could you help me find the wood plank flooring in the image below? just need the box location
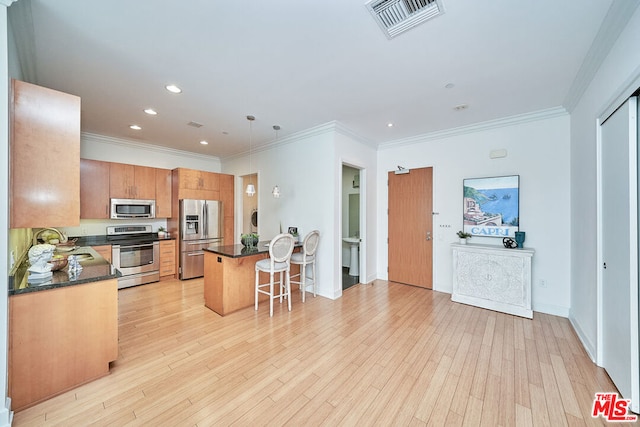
[13,278,622,426]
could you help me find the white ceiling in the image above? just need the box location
[10,0,615,158]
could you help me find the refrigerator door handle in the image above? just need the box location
[204,202,208,239]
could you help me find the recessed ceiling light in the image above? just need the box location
[387,123,394,127]
[200,140,209,145]
[222,131,229,135]
[129,124,142,130]
[165,84,182,94]
[144,108,157,115]
[445,83,455,89]
[453,104,469,111]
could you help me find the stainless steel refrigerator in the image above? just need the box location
[179,199,223,279]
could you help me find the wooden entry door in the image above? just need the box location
[388,167,433,288]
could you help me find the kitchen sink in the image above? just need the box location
[72,253,94,262]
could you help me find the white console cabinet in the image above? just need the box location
[452,243,534,318]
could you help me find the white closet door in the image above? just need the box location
[600,96,639,412]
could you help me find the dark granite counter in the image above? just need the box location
[9,246,120,296]
[204,241,272,258]
[72,234,175,246]
[205,241,301,258]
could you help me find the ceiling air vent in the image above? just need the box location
[366,0,444,39]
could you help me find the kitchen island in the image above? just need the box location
[204,242,299,316]
[8,247,119,411]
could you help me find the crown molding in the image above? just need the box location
[81,132,221,162]
[563,1,640,112]
[0,0,18,7]
[223,120,377,161]
[379,107,568,150]
[222,121,339,161]
[333,122,378,149]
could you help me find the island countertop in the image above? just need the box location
[9,246,119,296]
[204,241,272,258]
[205,240,301,258]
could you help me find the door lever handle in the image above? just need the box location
[426,231,431,241]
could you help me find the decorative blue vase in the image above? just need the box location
[514,231,525,248]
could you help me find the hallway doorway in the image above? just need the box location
[342,164,361,290]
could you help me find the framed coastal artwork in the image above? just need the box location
[463,175,519,238]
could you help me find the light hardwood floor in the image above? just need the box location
[13,278,621,426]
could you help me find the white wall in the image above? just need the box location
[222,122,377,299]
[377,110,571,316]
[335,129,378,286]
[569,7,640,360]
[223,124,337,297]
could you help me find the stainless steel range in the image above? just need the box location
[108,225,160,289]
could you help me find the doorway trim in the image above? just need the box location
[340,160,366,295]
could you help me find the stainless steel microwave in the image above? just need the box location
[110,198,156,219]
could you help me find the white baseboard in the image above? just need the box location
[532,302,570,318]
[568,310,597,362]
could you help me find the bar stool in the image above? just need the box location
[255,233,295,317]
[290,230,320,302]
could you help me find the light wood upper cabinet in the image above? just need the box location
[178,168,220,192]
[155,168,172,218]
[109,163,155,200]
[173,168,220,201]
[10,79,81,228]
[80,159,110,219]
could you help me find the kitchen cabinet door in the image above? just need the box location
[110,163,156,199]
[155,168,172,218]
[80,159,110,219]
[109,162,135,199]
[177,168,219,191]
[10,79,81,228]
[134,166,156,199]
[159,240,176,278]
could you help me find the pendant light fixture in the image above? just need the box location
[246,115,256,197]
[272,125,281,198]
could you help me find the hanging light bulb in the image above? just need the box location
[246,115,256,197]
[272,125,281,198]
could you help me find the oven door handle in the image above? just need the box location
[120,243,157,249]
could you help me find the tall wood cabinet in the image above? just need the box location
[170,168,234,246]
[155,168,172,218]
[10,79,81,228]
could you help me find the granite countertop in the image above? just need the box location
[9,246,120,296]
[72,234,175,246]
[205,241,301,258]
